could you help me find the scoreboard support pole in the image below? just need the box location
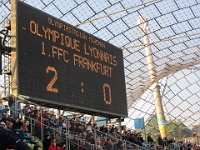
[11,0,18,96]
[40,109,44,141]
[66,117,69,150]
[118,117,122,133]
[0,36,2,75]
[14,97,18,117]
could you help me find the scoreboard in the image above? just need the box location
[15,1,127,117]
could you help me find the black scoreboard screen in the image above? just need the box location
[16,1,127,117]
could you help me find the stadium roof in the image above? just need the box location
[1,0,200,129]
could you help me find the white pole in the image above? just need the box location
[137,16,167,138]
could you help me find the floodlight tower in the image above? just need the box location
[137,16,167,138]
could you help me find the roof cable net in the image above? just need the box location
[1,0,200,131]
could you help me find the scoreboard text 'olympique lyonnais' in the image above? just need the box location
[14,1,127,117]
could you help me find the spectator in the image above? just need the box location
[104,138,113,150]
[48,138,65,150]
[44,117,51,136]
[56,117,63,128]
[0,127,31,150]
[86,131,95,144]
[80,140,90,150]
[43,135,51,150]
[7,121,13,130]
[0,121,7,129]
[147,133,154,147]
[55,128,64,147]
[6,145,16,150]
[86,123,93,132]
[99,124,106,133]
[33,145,42,150]
[157,135,164,148]
[36,113,44,138]
[147,133,154,143]
[2,105,9,117]
[134,133,143,147]
[2,117,12,127]
[187,141,192,150]
[95,135,101,145]
[12,117,21,129]
[69,136,78,150]
[129,133,137,144]
[138,133,144,143]
[193,143,197,150]
[21,121,28,132]
[61,119,66,130]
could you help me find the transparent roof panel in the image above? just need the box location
[0,0,200,132]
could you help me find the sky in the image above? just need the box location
[0,0,200,130]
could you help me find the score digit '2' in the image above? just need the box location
[45,66,112,105]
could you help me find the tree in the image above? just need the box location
[145,114,193,141]
[192,124,200,133]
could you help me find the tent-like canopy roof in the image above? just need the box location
[1,0,200,130]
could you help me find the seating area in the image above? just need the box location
[0,102,199,150]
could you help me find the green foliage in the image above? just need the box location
[145,114,193,141]
[192,124,200,132]
[145,114,159,140]
[166,119,193,139]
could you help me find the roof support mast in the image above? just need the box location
[137,16,167,138]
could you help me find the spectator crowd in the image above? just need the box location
[0,102,199,150]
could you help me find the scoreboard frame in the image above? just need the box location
[11,0,127,118]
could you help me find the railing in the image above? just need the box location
[26,115,147,149]
[8,108,200,150]
[8,105,148,150]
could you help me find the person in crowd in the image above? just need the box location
[0,126,31,150]
[5,145,16,150]
[101,136,107,146]
[12,117,22,129]
[10,117,36,144]
[2,105,9,117]
[81,118,85,124]
[138,133,144,143]
[7,121,14,130]
[69,123,78,133]
[147,133,154,143]
[55,128,64,147]
[56,117,63,128]
[44,116,51,136]
[95,135,101,145]
[27,108,37,135]
[193,143,197,150]
[43,135,51,150]
[157,134,164,148]
[104,138,113,150]
[80,140,90,150]
[61,119,66,130]
[36,112,44,138]
[134,133,143,147]
[147,133,154,147]
[72,114,76,121]
[99,123,106,133]
[86,131,95,144]
[1,117,12,127]
[0,121,7,129]
[69,136,79,150]
[33,145,42,150]
[86,123,93,132]
[129,133,137,144]
[21,121,28,132]
[48,138,65,150]
[187,140,192,150]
